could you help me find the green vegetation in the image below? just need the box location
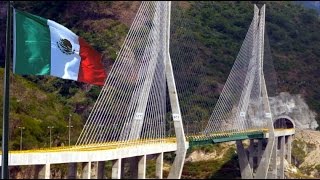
[0,69,83,149]
[300,165,317,177]
[182,145,239,179]
[292,139,307,167]
[286,170,316,179]
[188,144,222,154]
[1,1,319,149]
[170,1,320,129]
[0,1,131,150]
[0,1,320,177]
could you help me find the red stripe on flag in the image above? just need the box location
[78,37,107,86]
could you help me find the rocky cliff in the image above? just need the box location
[287,129,320,178]
[269,92,319,130]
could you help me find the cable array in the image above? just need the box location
[76,1,169,147]
[76,2,278,145]
[204,5,274,136]
[169,2,217,136]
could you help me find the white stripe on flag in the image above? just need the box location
[48,20,81,80]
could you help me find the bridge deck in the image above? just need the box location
[0,128,294,166]
[187,128,295,147]
[8,137,177,154]
[1,142,180,166]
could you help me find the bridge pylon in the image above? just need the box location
[165,1,188,178]
[234,4,287,179]
[198,3,280,179]
[75,1,187,179]
[234,4,277,179]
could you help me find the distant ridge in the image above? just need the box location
[295,1,320,13]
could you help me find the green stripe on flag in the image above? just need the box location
[14,9,51,75]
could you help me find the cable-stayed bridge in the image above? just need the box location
[0,1,295,179]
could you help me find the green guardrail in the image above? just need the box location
[187,131,264,148]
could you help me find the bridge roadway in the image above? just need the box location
[0,128,294,166]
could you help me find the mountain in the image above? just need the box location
[0,1,141,150]
[0,1,320,179]
[0,69,84,150]
[181,129,320,179]
[169,1,320,130]
[0,0,320,147]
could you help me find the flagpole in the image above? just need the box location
[2,1,12,179]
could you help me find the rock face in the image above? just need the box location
[295,129,320,167]
[288,129,320,178]
[269,92,318,130]
[185,150,218,162]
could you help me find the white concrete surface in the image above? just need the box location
[0,143,184,166]
[265,129,295,138]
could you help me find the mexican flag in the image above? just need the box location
[13,9,107,86]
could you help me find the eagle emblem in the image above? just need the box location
[57,38,75,55]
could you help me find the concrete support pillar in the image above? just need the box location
[82,161,91,179]
[68,163,77,179]
[236,140,253,179]
[249,139,254,173]
[279,136,285,179]
[285,136,288,160]
[166,11,188,177]
[112,159,121,179]
[34,164,50,179]
[97,161,105,179]
[267,137,277,179]
[128,155,146,179]
[286,135,292,164]
[138,155,146,179]
[257,139,263,166]
[155,152,163,179]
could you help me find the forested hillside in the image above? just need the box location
[0,1,320,151]
[0,1,141,149]
[170,1,320,131]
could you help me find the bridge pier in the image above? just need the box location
[34,163,50,179]
[112,159,121,179]
[249,139,254,174]
[236,134,293,179]
[128,155,146,179]
[279,136,285,179]
[236,140,253,179]
[257,139,263,166]
[138,155,147,179]
[285,135,292,164]
[267,137,277,179]
[156,152,163,179]
[82,161,91,179]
